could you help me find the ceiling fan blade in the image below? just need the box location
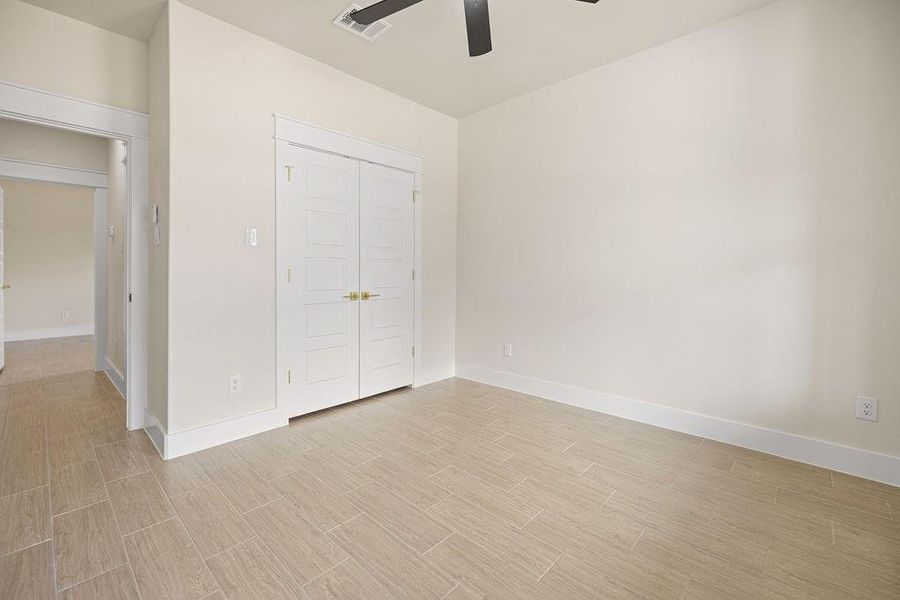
[464,0,492,57]
[350,0,426,26]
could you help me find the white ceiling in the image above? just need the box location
[22,0,776,116]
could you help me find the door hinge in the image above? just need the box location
[412,191,417,204]
[285,165,294,182]
[287,369,292,384]
[412,269,416,281]
[287,268,292,283]
[128,293,133,303]
[411,346,416,358]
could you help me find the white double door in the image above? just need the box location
[277,144,415,417]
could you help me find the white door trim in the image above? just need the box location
[0,157,107,189]
[273,115,430,391]
[273,115,423,174]
[0,79,150,430]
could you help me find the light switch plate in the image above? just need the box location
[245,228,259,247]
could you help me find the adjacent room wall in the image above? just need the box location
[0,0,148,112]
[148,5,171,430]
[457,0,900,457]
[106,139,127,379]
[0,119,108,172]
[167,1,458,433]
[1,177,94,340]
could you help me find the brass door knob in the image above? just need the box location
[361,291,381,300]
[343,292,360,301]
[0,283,10,290]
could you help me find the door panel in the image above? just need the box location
[359,163,415,398]
[277,144,360,417]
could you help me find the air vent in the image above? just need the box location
[333,4,392,41]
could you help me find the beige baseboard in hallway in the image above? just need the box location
[1,366,899,598]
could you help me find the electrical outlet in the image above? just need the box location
[60,310,70,320]
[229,375,242,394]
[856,396,878,422]
[503,342,513,358]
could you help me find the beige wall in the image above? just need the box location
[106,139,127,376]
[0,0,148,112]
[0,119,108,172]
[148,5,171,427]
[458,0,900,457]
[1,178,94,338]
[167,1,457,432]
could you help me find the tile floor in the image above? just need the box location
[1,337,899,598]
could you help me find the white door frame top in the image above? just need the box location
[273,115,426,402]
[0,80,149,430]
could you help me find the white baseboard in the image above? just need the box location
[6,325,94,342]
[161,409,288,460]
[104,357,126,398]
[415,362,456,387]
[456,364,900,488]
[143,409,166,459]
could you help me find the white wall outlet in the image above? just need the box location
[503,342,513,358]
[60,310,70,320]
[856,396,878,422]
[245,228,258,247]
[229,375,242,394]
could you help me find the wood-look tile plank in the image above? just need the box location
[48,434,96,471]
[203,458,281,513]
[776,488,900,541]
[494,433,591,476]
[0,540,55,600]
[832,521,900,573]
[50,460,107,515]
[355,456,450,510]
[364,437,447,476]
[299,558,392,600]
[328,514,455,599]
[244,499,347,586]
[124,518,220,600]
[106,471,175,534]
[52,501,127,590]
[288,447,370,495]
[270,469,361,532]
[509,471,615,516]
[169,483,255,559]
[0,485,51,556]
[423,532,552,600]
[0,425,48,497]
[346,482,452,554]
[427,494,560,577]
[430,466,540,527]
[57,563,140,600]
[93,441,148,483]
[150,455,211,497]
[429,444,524,490]
[206,537,302,599]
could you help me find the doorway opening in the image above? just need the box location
[0,80,150,430]
[0,120,128,400]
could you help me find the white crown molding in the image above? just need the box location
[456,364,900,488]
[0,157,108,188]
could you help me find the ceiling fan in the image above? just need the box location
[350,0,600,57]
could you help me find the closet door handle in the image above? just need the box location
[361,291,380,300]
[343,292,360,301]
